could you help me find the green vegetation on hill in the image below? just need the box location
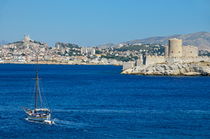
[55,42,80,48]
[115,44,165,55]
[54,42,81,56]
[95,49,102,54]
[124,32,210,50]
[199,50,210,56]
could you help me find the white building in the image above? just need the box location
[23,35,31,42]
[81,47,95,56]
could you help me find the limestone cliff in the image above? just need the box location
[122,62,210,76]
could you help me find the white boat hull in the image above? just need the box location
[25,117,54,125]
[24,108,54,125]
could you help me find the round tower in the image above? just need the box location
[168,38,182,57]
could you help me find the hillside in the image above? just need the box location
[122,32,210,50]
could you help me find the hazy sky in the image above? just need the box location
[0,0,209,46]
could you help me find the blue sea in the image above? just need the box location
[0,64,210,139]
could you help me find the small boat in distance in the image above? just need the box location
[23,60,54,125]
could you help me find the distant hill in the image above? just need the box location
[123,32,210,50]
[96,43,115,48]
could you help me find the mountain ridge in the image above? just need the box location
[120,32,210,50]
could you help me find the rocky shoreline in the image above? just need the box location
[122,62,210,76]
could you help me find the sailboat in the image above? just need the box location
[23,61,54,125]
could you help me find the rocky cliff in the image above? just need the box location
[122,62,210,76]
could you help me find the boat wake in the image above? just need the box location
[53,118,89,129]
[25,117,89,129]
[25,118,54,125]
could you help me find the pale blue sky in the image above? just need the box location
[0,0,209,46]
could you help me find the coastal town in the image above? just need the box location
[0,35,210,76]
[0,35,164,65]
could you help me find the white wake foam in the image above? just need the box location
[53,118,89,129]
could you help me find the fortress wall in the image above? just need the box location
[145,56,166,65]
[136,55,143,66]
[164,45,169,57]
[166,57,198,63]
[166,56,210,63]
[123,61,135,70]
[166,57,183,63]
[183,46,198,57]
[190,56,210,63]
[123,55,209,71]
[136,58,142,66]
[182,56,210,63]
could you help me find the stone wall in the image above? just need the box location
[166,56,210,64]
[164,45,168,57]
[122,56,210,71]
[122,61,135,70]
[145,55,166,65]
[136,58,142,66]
[182,45,198,57]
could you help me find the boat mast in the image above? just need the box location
[35,55,39,109]
[35,71,39,109]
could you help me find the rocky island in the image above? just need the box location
[122,38,210,76]
[122,62,210,76]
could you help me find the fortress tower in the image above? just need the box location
[168,38,182,57]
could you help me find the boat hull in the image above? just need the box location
[25,117,54,125]
[23,108,54,125]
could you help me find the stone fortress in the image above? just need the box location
[122,38,210,75]
[142,38,199,66]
